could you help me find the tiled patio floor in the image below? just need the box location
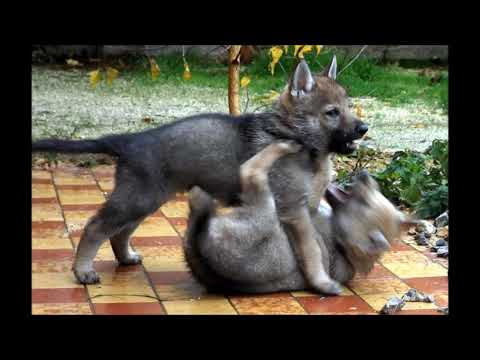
[31,164,448,315]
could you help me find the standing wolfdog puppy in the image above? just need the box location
[32,57,368,294]
[184,141,410,293]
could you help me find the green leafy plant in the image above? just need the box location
[373,139,448,219]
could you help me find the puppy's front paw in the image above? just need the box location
[275,140,303,154]
[311,279,342,296]
[74,268,100,284]
[118,252,143,266]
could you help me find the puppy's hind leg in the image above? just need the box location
[110,219,145,266]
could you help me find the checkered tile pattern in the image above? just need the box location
[31,165,448,315]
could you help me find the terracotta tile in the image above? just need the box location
[168,218,187,237]
[53,172,97,186]
[435,294,449,307]
[132,236,182,247]
[93,302,165,315]
[348,278,411,296]
[32,183,57,198]
[352,263,396,280]
[32,198,59,204]
[160,201,189,218]
[32,202,64,222]
[87,271,158,303]
[149,271,193,285]
[32,272,83,289]
[32,221,65,230]
[175,193,189,201]
[297,295,374,315]
[32,170,52,180]
[32,178,53,184]
[32,288,88,303]
[62,204,102,211]
[94,244,117,261]
[403,276,448,295]
[162,298,237,315]
[32,303,92,315]
[229,295,306,315]
[57,188,106,205]
[291,286,354,297]
[379,251,448,278]
[390,240,415,252]
[56,184,100,190]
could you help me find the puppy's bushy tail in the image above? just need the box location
[183,187,231,291]
[32,137,119,156]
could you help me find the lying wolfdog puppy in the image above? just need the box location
[32,57,367,294]
[184,141,410,293]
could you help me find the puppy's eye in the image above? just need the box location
[325,108,339,117]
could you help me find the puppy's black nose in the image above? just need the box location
[357,123,369,136]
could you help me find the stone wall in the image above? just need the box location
[34,45,448,62]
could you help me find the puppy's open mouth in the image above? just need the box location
[345,139,363,152]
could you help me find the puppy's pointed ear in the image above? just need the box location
[289,59,316,98]
[321,55,337,80]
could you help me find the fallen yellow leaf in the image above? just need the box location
[269,46,284,75]
[149,57,160,80]
[315,45,323,56]
[183,62,192,80]
[297,45,313,58]
[106,67,119,85]
[283,45,289,54]
[354,103,364,118]
[261,90,280,103]
[241,75,251,88]
[413,123,426,128]
[88,69,101,88]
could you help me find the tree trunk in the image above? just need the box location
[228,45,242,116]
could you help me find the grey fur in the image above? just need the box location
[32,57,367,293]
[184,143,406,293]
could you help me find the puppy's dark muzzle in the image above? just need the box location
[356,123,369,137]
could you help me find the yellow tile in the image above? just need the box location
[63,210,97,229]
[133,217,178,237]
[379,251,448,278]
[32,272,83,289]
[53,172,97,185]
[98,179,114,192]
[402,301,438,311]
[229,296,307,315]
[141,245,188,272]
[32,202,64,222]
[32,236,72,250]
[291,286,353,297]
[349,278,411,296]
[87,272,157,303]
[32,303,92,315]
[32,184,56,198]
[155,282,209,301]
[57,189,105,205]
[160,201,189,218]
[162,298,237,315]
[95,245,117,261]
[32,170,52,180]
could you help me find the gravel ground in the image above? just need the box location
[32,66,448,152]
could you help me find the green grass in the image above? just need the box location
[111,48,448,112]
